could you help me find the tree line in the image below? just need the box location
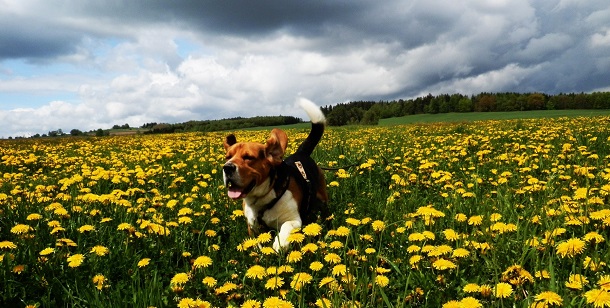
[321,91,610,126]
[8,91,609,139]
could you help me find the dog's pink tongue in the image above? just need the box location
[228,188,243,199]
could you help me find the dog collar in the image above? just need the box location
[256,162,291,230]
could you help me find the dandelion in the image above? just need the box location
[310,261,324,271]
[468,215,483,226]
[117,223,133,231]
[494,282,513,298]
[599,275,610,291]
[137,258,150,268]
[290,272,313,290]
[12,264,25,274]
[584,289,610,308]
[26,213,42,220]
[315,298,331,308]
[371,220,386,232]
[463,283,480,293]
[460,297,482,307]
[432,258,457,271]
[242,299,262,308]
[264,276,284,290]
[324,253,341,264]
[262,296,293,308]
[77,224,95,233]
[90,245,109,256]
[202,276,217,287]
[332,264,347,276]
[286,250,302,263]
[39,248,55,256]
[302,223,322,236]
[171,272,190,285]
[92,274,107,290]
[584,231,605,244]
[11,224,32,234]
[375,275,390,287]
[533,291,563,306]
[334,226,350,237]
[565,274,588,290]
[246,265,267,280]
[452,248,470,258]
[67,254,85,268]
[556,238,586,258]
[443,229,460,241]
[329,241,344,249]
[301,243,318,253]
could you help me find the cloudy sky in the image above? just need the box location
[1,0,610,137]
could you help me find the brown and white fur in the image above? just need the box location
[223,99,328,251]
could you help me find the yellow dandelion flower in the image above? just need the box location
[177,298,196,308]
[256,232,273,244]
[264,276,284,290]
[137,258,150,268]
[329,241,344,249]
[535,270,550,279]
[193,255,213,269]
[290,272,313,291]
[90,245,109,256]
[117,223,133,231]
[365,247,376,254]
[12,264,25,274]
[171,272,190,285]
[246,265,267,280]
[408,232,426,242]
[442,300,460,308]
[345,218,361,226]
[77,224,95,233]
[409,255,423,267]
[584,231,605,244]
[494,282,513,298]
[319,276,337,288]
[407,245,421,253]
[302,223,322,236]
[92,274,107,290]
[533,291,563,306]
[432,258,457,271]
[324,253,341,264]
[584,289,610,308]
[310,261,324,271]
[334,226,350,237]
[598,275,610,291]
[241,299,262,308]
[331,264,347,276]
[287,232,305,244]
[301,243,318,253]
[214,282,237,295]
[202,276,217,287]
[260,246,277,255]
[286,251,302,263]
[66,254,85,268]
[479,285,493,297]
[10,224,32,234]
[375,275,390,287]
[565,274,588,290]
[371,220,386,232]
[39,248,55,256]
[262,296,293,308]
[452,248,470,258]
[556,238,586,258]
[315,298,331,308]
[26,213,43,220]
[443,229,459,241]
[468,215,483,226]
[463,283,480,293]
[455,213,468,222]
[460,297,482,307]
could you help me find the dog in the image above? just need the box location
[223,99,330,251]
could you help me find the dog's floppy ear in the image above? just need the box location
[224,134,237,151]
[265,128,287,165]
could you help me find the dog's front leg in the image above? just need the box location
[273,220,301,251]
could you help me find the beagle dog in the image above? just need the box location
[223,99,330,251]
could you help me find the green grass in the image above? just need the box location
[379,109,610,125]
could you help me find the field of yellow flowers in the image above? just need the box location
[2,115,610,307]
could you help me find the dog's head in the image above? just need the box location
[223,128,288,200]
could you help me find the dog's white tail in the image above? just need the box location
[298,98,326,124]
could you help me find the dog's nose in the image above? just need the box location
[223,163,236,175]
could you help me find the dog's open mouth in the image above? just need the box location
[226,180,256,200]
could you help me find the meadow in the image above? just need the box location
[1,114,610,307]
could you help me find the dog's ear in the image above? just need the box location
[224,134,237,150]
[265,129,287,165]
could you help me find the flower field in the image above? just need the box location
[2,115,610,307]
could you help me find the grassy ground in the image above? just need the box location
[1,113,610,307]
[379,109,610,125]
